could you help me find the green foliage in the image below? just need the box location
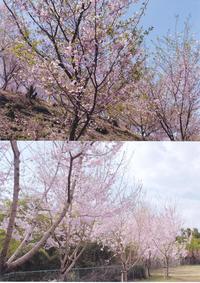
[0,212,5,223]
[77,242,115,268]
[0,228,21,257]
[179,228,200,252]
[0,228,6,249]
[128,265,147,280]
[187,237,200,252]
[11,42,36,65]
[193,228,200,239]
[17,247,60,272]
[107,26,114,37]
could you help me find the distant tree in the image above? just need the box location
[179,228,200,264]
[192,228,200,239]
[97,185,147,282]
[150,206,186,278]
[0,6,21,92]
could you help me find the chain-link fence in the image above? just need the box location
[0,265,122,282]
[71,265,122,281]
[0,269,59,282]
[0,264,148,281]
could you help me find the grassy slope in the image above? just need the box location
[144,265,200,282]
[0,90,141,141]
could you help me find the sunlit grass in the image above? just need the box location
[143,265,200,282]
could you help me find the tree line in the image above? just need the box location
[0,141,189,281]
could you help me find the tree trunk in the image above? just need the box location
[69,113,79,141]
[147,265,151,278]
[58,245,86,282]
[58,271,68,282]
[0,141,20,274]
[146,257,151,278]
[166,264,169,279]
[69,110,91,141]
[6,198,71,271]
[5,153,78,272]
[121,269,128,282]
[164,257,169,279]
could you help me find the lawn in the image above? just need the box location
[144,265,200,282]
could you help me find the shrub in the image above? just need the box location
[128,265,146,280]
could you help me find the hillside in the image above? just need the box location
[0,90,141,140]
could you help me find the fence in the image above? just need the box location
[0,265,122,282]
[0,269,59,282]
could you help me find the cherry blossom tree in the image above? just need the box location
[45,188,100,280]
[115,68,161,140]
[0,142,187,281]
[0,141,123,275]
[96,183,148,282]
[120,21,200,141]
[3,0,149,140]
[149,205,187,278]
[138,206,157,278]
[47,211,95,281]
[97,197,186,282]
[42,142,124,281]
[148,22,200,141]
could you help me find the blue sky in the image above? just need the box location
[1,0,200,41]
[131,0,200,43]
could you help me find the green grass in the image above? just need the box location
[143,265,200,282]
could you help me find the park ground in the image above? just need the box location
[144,265,200,282]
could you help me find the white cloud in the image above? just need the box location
[125,142,200,229]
